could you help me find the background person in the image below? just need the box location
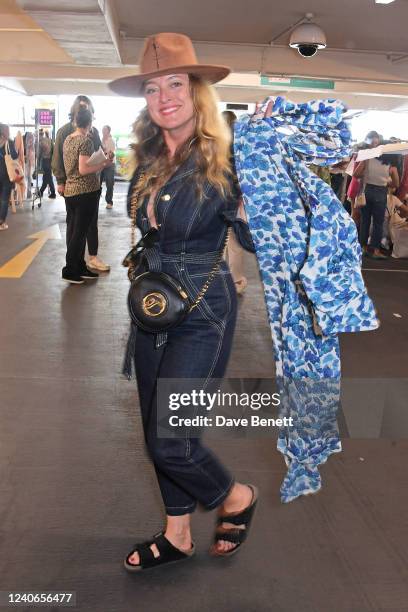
[38,130,56,199]
[62,108,113,284]
[52,95,110,272]
[101,125,116,209]
[386,193,408,258]
[354,132,399,259]
[24,131,35,199]
[0,123,19,231]
[13,130,25,208]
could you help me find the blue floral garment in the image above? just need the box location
[233,97,379,503]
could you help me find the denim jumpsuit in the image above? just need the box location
[126,154,254,516]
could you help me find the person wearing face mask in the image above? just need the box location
[353,131,400,259]
[52,95,110,272]
[109,33,258,572]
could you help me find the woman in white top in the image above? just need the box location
[386,194,408,258]
[354,141,399,259]
[101,125,116,209]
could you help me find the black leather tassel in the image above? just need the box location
[122,323,138,379]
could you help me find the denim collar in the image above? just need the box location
[164,152,198,187]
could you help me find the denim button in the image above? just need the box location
[162,194,171,201]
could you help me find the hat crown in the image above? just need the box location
[141,33,199,75]
[108,32,230,96]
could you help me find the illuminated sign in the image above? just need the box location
[35,108,55,126]
[261,76,335,90]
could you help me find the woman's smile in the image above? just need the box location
[160,105,180,116]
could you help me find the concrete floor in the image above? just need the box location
[0,185,407,612]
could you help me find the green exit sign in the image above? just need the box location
[261,76,335,90]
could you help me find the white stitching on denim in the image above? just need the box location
[188,270,229,278]
[165,502,196,510]
[221,266,232,316]
[165,168,196,186]
[206,477,235,509]
[182,268,225,328]
[186,455,231,500]
[185,198,201,239]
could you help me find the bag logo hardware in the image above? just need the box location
[142,292,167,317]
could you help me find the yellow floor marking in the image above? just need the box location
[0,224,62,279]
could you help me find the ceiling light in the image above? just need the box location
[375,0,396,4]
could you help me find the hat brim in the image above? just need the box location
[108,64,231,97]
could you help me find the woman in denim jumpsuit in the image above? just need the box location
[110,32,258,571]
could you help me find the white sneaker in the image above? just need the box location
[106,203,113,209]
[0,223,9,231]
[88,256,110,272]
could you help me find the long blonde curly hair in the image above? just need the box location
[130,75,233,203]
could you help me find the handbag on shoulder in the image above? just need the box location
[354,187,366,208]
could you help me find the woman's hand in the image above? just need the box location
[79,154,113,175]
[102,157,114,169]
[254,99,274,120]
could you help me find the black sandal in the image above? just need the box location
[124,531,195,572]
[210,484,259,557]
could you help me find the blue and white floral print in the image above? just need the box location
[233,97,379,503]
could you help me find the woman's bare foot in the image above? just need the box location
[214,483,254,555]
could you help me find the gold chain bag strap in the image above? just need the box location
[123,172,231,333]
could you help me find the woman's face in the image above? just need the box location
[144,74,195,133]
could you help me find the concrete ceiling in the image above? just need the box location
[1,0,408,110]
[15,0,121,65]
[115,0,408,53]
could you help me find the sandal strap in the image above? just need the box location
[153,533,188,560]
[127,531,192,570]
[136,543,156,568]
[216,506,254,526]
[214,527,246,545]
[216,489,258,527]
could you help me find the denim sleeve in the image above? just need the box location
[221,206,256,253]
[220,162,256,253]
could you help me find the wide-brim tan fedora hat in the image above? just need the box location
[109,32,231,97]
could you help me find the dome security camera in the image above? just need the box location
[289,23,327,57]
